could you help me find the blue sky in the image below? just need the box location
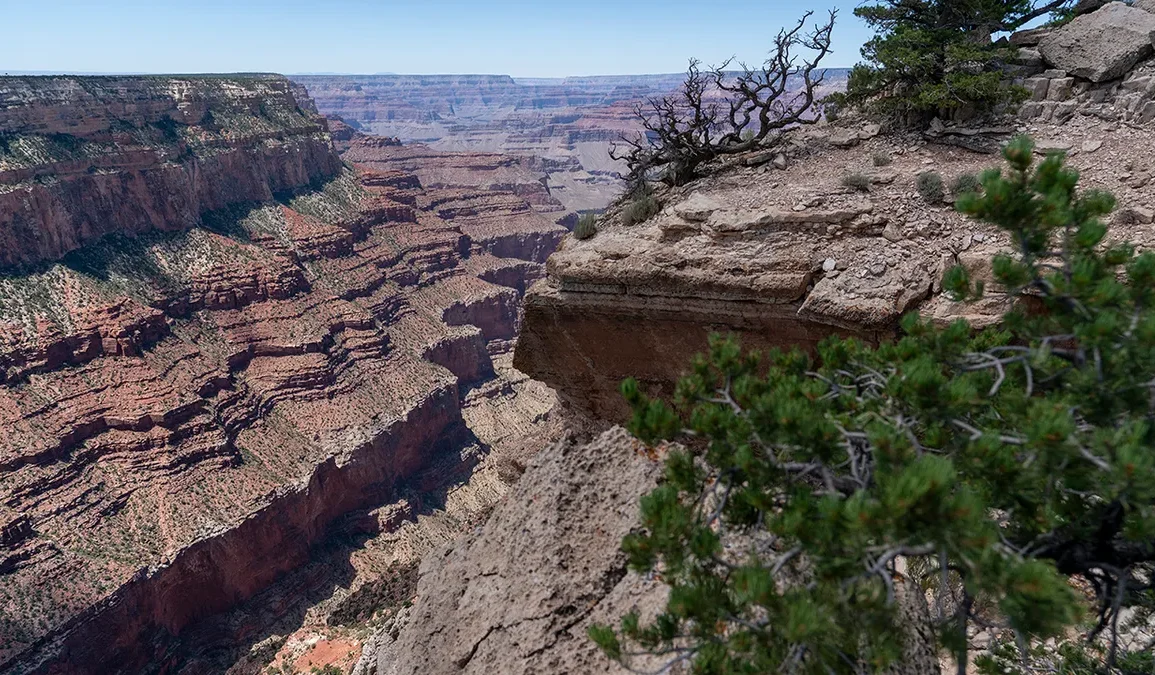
[2,1,875,78]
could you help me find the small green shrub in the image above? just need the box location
[842,172,872,192]
[621,196,660,226]
[951,172,982,196]
[871,151,892,167]
[917,171,945,204]
[573,213,598,240]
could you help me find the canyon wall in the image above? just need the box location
[0,75,343,269]
[0,75,566,674]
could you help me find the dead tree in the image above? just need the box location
[611,10,836,188]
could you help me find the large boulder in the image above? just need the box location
[1038,3,1155,82]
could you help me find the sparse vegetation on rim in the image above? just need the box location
[918,170,946,204]
[610,10,836,188]
[842,172,872,192]
[619,182,661,226]
[951,172,983,197]
[573,213,598,240]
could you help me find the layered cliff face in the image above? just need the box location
[0,75,343,270]
[350,20,1155,672]
[514,114,1155,419]
[0,76,566,674]
[293,72,853,216]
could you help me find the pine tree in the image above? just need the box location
[833,0,1073,125]
[590,137,1155,673]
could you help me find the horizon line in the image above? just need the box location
[1,67,857,80]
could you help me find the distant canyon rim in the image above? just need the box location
[291,71,851,217]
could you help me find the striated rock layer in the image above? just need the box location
[0,76,567,674]
[372,427,668,675]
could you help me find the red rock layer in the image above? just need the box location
[0,148,565,673]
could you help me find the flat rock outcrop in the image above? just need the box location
[0,77,566,675]
[516,112,1155,421]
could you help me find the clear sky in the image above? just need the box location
[1,1,875,78]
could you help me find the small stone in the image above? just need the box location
[829,129,861,148]
[673,193,723,222]
[1123,75,1154,91]
[1024,77,1050,101]
[882,222,903,243]
[1054,101,1079,124]
[1073,0,1108,15]
[868,262,887,276]
[1118,206,1155,224]
[1034,138,1074,154]
[1013,48,1044,69]
[1010,27,1054,47]
[960,234,973,251]
[1047,77,1075,101]
[792,203,807,212]
[743,150,777,167]
[1138,101,1155,125]
[822,258,838,272]
[973,233,987,243]
[1081,139,1103,153]
[860,123,881,139]
[772,153,788,170]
